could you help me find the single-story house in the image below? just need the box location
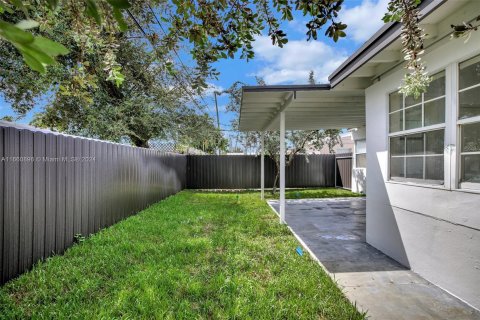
[239,0,480,310]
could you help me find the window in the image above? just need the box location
[459,54,480,188]
[389,71,446,133]
[388,71,446,184]
[390,130,444,183]
[355,139,366,168]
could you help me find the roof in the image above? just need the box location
[239,86,365,131]
[328,0,446,88]
[238,0,468,132]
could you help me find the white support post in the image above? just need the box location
[279,111,286,223]
[261,131,265,200]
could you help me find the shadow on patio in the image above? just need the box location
[269,198,404,273]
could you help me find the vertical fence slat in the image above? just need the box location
[33,133,46,262]
[65,137,75,247]
[81,140,89,236]
[19,130,34,272]
[0,128,3,282]
[56,136,66,253]
[45,134,57,255]
[74,139,82,238]
[3,128,20,280]
[88,141,95,235]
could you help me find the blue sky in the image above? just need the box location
[0,0,389,144]
[204,0,390,144]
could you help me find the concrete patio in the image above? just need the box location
[268,198,480,320]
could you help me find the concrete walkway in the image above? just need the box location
[269,198,480,320]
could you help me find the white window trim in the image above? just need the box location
[385,53,480,192]
[389,129,445,183]
[354,139,366,169]
[456,54,480,191]
[387,71,447,185]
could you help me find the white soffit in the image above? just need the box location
[239,85,365,131]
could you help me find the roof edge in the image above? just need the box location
[328,0,446,87]
[242,84,331,93]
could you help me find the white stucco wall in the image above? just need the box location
[365,4,480,309]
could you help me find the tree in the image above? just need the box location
[244,130,341,193]
[5,0,474,97]
[2,0,476,145]
[0,0,348,92]
[1,3,231,150]
[308,70,316,85]
[171,113,229,154]
[226,77,341,193]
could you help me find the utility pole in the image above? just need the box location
[213,91,221,130]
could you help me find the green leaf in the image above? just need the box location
[112,8,128,31]
[32,36,69,56]
[45,0,60,10]
[22,51,46,73]
[17,43,56,65]
[107,66,125,86]
[106,0,131,9]
[0,3,14,14]
[0,20,34,44]
[10,0,24,10]
[15,19,39,30]
[85,0,102,25]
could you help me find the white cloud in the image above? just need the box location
[287,19,309,35]
[203,83,224,96]
[251,36,348,85]
[340,0,389,43]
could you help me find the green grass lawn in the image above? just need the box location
[264,187,364,200]
[0,191,365,319]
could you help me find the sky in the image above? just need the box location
[0,0,390,146]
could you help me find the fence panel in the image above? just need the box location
[335,153,353,189]
[187,154,335,189]
[0,123,187,284]
[0,128,3,283]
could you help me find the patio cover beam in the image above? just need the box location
[263,92,295,131]
[239,84,365,225]
[239,85,365,132]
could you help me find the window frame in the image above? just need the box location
[387,70,447,186]
[389,128,445,185]
[354,139,366,169]
[457,53,480,190]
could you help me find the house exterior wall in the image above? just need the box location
[351,128,366,193]
[365,5,480,309]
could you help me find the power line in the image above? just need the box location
[146,4,210,107]
[126,8,206,113]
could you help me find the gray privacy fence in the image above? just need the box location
[335,153,353,190]
[0,123,187,284]
[186,154,336,189]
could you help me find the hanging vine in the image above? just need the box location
[451,15,480,42]
[383,0,429,98]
